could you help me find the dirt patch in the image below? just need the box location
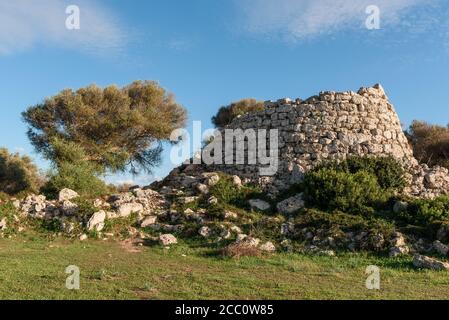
[119,238,144,253]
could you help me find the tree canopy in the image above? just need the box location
[0,148,42,195]
[22,81,187,174]
[211,98,264,128]
[406,120,449,168]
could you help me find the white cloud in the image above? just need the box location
[0,0,127,55]
[236,0,434,41]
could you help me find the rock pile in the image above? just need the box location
[9,187,168,236]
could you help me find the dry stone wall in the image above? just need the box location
[166,84,449,198]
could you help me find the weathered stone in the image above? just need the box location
[260,241,276,252]
[87,210,106,231]
[62,221,75,234]
[433,240,449,256]
[230,225,242,234]
[413,254,449,270]
[208,196,218,205]
[437,226,449,242]
[159,234,178,246]
[12,200,21,209]
[93,199,104,208]
[232,175,242,188]
[179,196,198,204]
[276,193,304,214]
[389,232,409,257]
[58,188,79,202]
[0,218,6,230]
[238,236,260,247]
[391,232,407,247]
[318,250,336,257]
[205,174,220,186]
[248,199,270,211]
[61,200,78,216]
[393,201,408,213]
[220,228,231,239]
[195,183,209,195]
[106,211,118,219]
[199,226,212,238]
[117,203,144,217]
[280,222,294,235]
[223,210,238,220]
[140,216,157,228]
[389,246,410,257]
[236,234,248,242]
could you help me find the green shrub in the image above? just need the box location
[398,196,449,225]
[406,120,449,169]
[294,209,395,236]
[42,161,110,200]
[292,209,395,251]
[317,156,405,191]
[212,99,264,128]
[209,175,262,208]
[0,148,43,195]
[0,203,21,236]
[40,139,110,199]
[303,168,386,213]
[103,213,139,238]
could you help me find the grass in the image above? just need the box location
[1,235,449,299]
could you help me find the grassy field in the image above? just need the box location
[0,235,449,300]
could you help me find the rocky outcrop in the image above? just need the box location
[159,234,177,246]
[8,187,168,238]
[413,254,449,271]
[276,194,305,214]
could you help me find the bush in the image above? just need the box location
[317,156,405,191]
[294,209,395,236]
[303,168,386,213]
[0,203,22,236]
[398,196,449,225]
[40,139,110,199]
[209,174,262,208]
[42,162,110,200]
[0,148,43,195]
[212,99,264,128]
[406,120,449,168]
[293,209,396,250]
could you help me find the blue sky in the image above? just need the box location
[1,0,449,185]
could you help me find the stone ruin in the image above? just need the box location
[164,84,449,198]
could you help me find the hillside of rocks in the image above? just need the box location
[2,84,449,271]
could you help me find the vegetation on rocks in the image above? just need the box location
[212,98,264,128]
[302,157,405,213]
[40,139,111,199]
[2,82,449,300]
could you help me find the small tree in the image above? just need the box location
[0,148,42,195]
[406,120,449,168]
[40,138,110,199]
[22,81,187,175]
[212,98,264,128]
